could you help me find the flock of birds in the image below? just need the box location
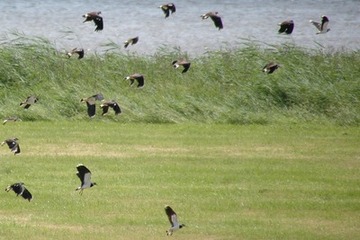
[3,3,332,236]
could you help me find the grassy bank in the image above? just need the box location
[0,122,359,239]
[0,34,359,125]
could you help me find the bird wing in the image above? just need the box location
[321,19,329,31]
[169,4,176,13]
[86,102,96,118]
[171,214,179,228]
[181,63,191,73]
[93,16,103,31]
[310,20,321,31]
[161,6,170,18]
[286,23,294,34]
[101,104,110,115]
[110,102,121,115]
[92,93,104,101]
[210,15,223,29]
[136,76,145,88]
[21,187,32,201]
[76,165,91,186]
[278,24,288,33]
[165,206,177,226]
[83,172,92,188]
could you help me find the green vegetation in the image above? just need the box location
[0,122,359,239]
[0,34,359,125]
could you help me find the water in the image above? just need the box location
[0,0,359,56]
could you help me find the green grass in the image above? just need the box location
[0,33,359,125]
[0,122,359,239]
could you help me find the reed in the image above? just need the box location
[0,34,359,125]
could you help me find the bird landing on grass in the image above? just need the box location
[165,205,185,236]
[75,164,96,195]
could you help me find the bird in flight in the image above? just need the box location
[20,95,38,109]
[125,74,145,88]
[75,164,96,194]
[159,3,176,18]
[165,205,185,236]
[5,182,32,202]
[263,62,280,74]
[83,11,103,31]
[100,100,122,116]
[67,48,84,59]
[1,137,21,155]
[80,93,104,118]
[124,36,139,48]
[201,12,223,30]
[278,20,294,34]
[172,60,191,73]
[310,15,330,34]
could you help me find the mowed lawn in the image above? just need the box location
[0,122,359,240]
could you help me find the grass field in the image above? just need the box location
[0,122,359,239]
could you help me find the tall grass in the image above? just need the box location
[0,33,359,125]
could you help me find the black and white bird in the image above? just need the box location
[125,73,145,88]
[1,138,20,155]
[75,164,96,194]
[263,62,280,74]
[20,95,38,109]
[201,12,223,30]
[310,15,330,34]
[100,100,122,116]
[80,93,104,118]
[5,182,32,202]
[159,3,176,18]
[165,205,185,236]
[172,60,191,73]
[67,48,85,59]
[278,20,294,34]
[3,116,21,125]
[83,11,103,31]
[124,36,139,48]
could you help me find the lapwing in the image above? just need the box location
[263,62,280,74]
[3,116,21,125]
[124,36,139,48]
[100,100,122,115]
[165,205,185,236]
[20,95,38,109]
[1,138,20,155]
[278,20,294,34]
[67,48,84,59]
[75,164,96,194]
[125,74,145,88]
[159,3,176,18]
[80,93,104,118]
[5,182,32,202]
[310,15,330,34]
[83,11,103,31]
[201,12,223,30]
[172,60,191,73]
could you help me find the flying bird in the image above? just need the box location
[310,15,330,34]
[1,138,21,155]
[5,182,32,201]
[159,3,176,18]
[165,205,185,236]
[124,36,139,48]
[172,60,191,73]
[80,93,104,118]
[201,12,223,30]
[263,62,280,74]
[75,164,96,194]
[83,11,103,31]
[100,100,122,116]
[67,48,84,59]
[3,116,21,125]
[20,95,38,109]
[278,20,294,34]
[125,73,145,88]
